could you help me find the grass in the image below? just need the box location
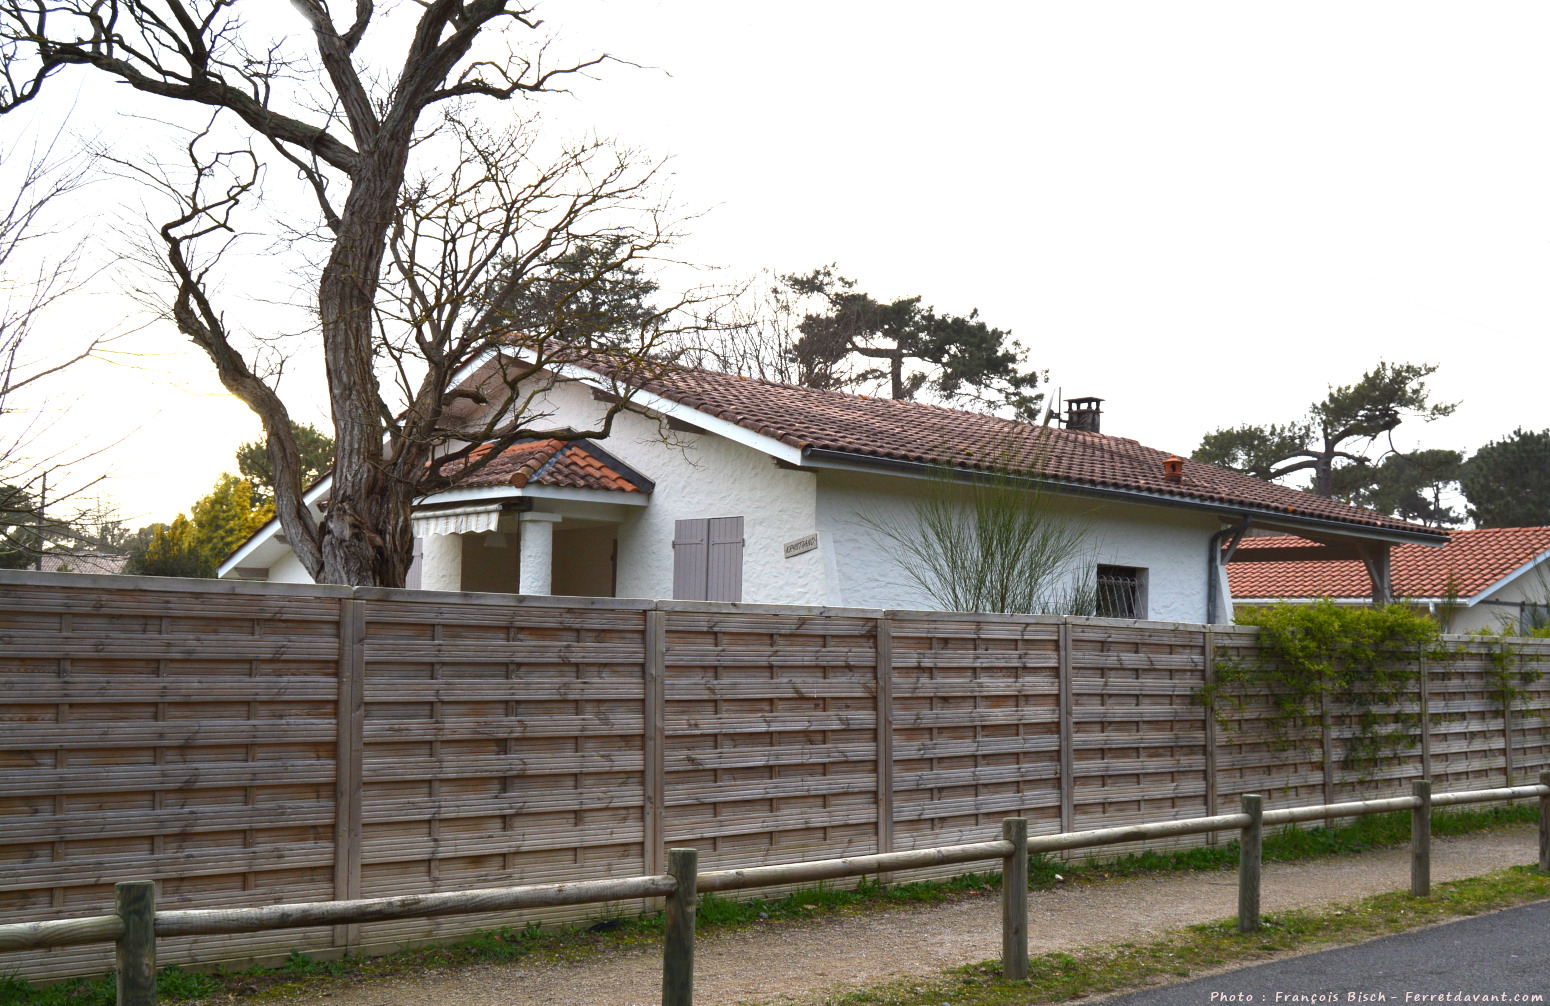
[0,803,1539,1005]
[809,865,1550,1006]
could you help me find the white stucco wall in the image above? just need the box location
[1448,563,1550,634]
[488,381,829,605]
[266,550,314,584]
[814,468,1221,620]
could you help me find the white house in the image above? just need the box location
[219,359,1446,622]
[1228,526,1550,633]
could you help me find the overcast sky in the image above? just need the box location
[12,1,1550,527]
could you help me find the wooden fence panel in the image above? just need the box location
[888,615,1062,869]
[1210,627,1327,813]
[1429,641,1510,793]
[660,610,881,877]
[350,597,649,953]
[0,582,344,980]
[1068,621,1211,853]
[1511,639,1550,783]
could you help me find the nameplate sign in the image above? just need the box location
[783,533,819,559]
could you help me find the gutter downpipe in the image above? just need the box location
[1207,517,1253,625]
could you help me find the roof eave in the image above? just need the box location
[798,447,1449,547]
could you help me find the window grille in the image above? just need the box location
[1096,565,1145,619]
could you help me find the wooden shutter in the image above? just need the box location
[405,536,424,590]
[672,519,708,601]
[705,516,744,603]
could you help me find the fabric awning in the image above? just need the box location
[411,504,501,536]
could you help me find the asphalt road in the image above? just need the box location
[1106,901,1550,1006]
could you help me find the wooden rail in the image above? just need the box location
[3,778,1547,1006]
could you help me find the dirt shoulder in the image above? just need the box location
[270,823,1540,1006]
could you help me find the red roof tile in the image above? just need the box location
[443,439,651,494]
[597,364,1440,538]
[1227,527,1550,600]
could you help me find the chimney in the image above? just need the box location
[1064,396,1103,434]
[1163,455,1184,483]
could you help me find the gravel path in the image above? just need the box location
[274,824,1539,1006]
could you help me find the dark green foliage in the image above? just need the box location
[780,267,1043,419]
[1207,601,1442,771]
[235,421,335,506]
[1333,448,1465,528]
[493,236,661,347]
[0,483,39,567]
[1194,361,1455,499]
[1460,427,1550,528]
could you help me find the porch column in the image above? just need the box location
[518,513,563,595]
[421,533,463,592]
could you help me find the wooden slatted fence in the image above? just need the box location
[2,571,1547,981]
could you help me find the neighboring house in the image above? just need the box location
[1227,526,1550,633]
[219,358,1445,622]
[37,552,129,576]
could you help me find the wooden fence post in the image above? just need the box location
[875,617,894,862]
[1058,619,1074,835]
[1320,693,1336,814]
[1410,779,1431,897]
[1503,680,1516,787]
[1539,770,1549,874]
[1237,794,1262,933]
[662,848,698,1006]
[116,880,156,1006]
[1001,818,1029,980]
[1419,657,1432,781]
[334,598,365,951]
[1203,629,1219,844]
[644,610,666,883]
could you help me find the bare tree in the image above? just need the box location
[0,136,125,566]
[0,2,702,586]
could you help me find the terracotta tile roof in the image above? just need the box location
[1227,527,1550,600]
[444,439,652,494]
[599,363,1440,538]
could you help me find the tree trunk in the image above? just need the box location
[312,138,420,587]
[890,351,904,400]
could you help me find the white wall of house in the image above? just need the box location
[814,468,1221,620]
[1446,565,1550,634]
[267,550,313,584]
[492,380,829,605]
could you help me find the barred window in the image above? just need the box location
[1096,565,1147,619]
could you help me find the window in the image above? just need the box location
[673,516,744,602]
[1096,565,1147,619]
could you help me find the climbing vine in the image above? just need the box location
[1203,600,1443,773]
[1467,626,1545,713]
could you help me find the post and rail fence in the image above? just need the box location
[3,777,1547,1006]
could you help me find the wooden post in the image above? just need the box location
[1237,794,1262,934]
[1419,657,1432,782]
[1001,818,1029,981]
[662,848,698,1006]
[1320,692,1336,814]
[875,617,894,862]
[1503,688,1515,787]
[334,598,366,951]
[1539,770,1550,874]
[644,610,666,882]
[1203,629,1219,844]
[1410,779,1431,897]
[1058,619,1074,835]
[116,880,157,1006]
